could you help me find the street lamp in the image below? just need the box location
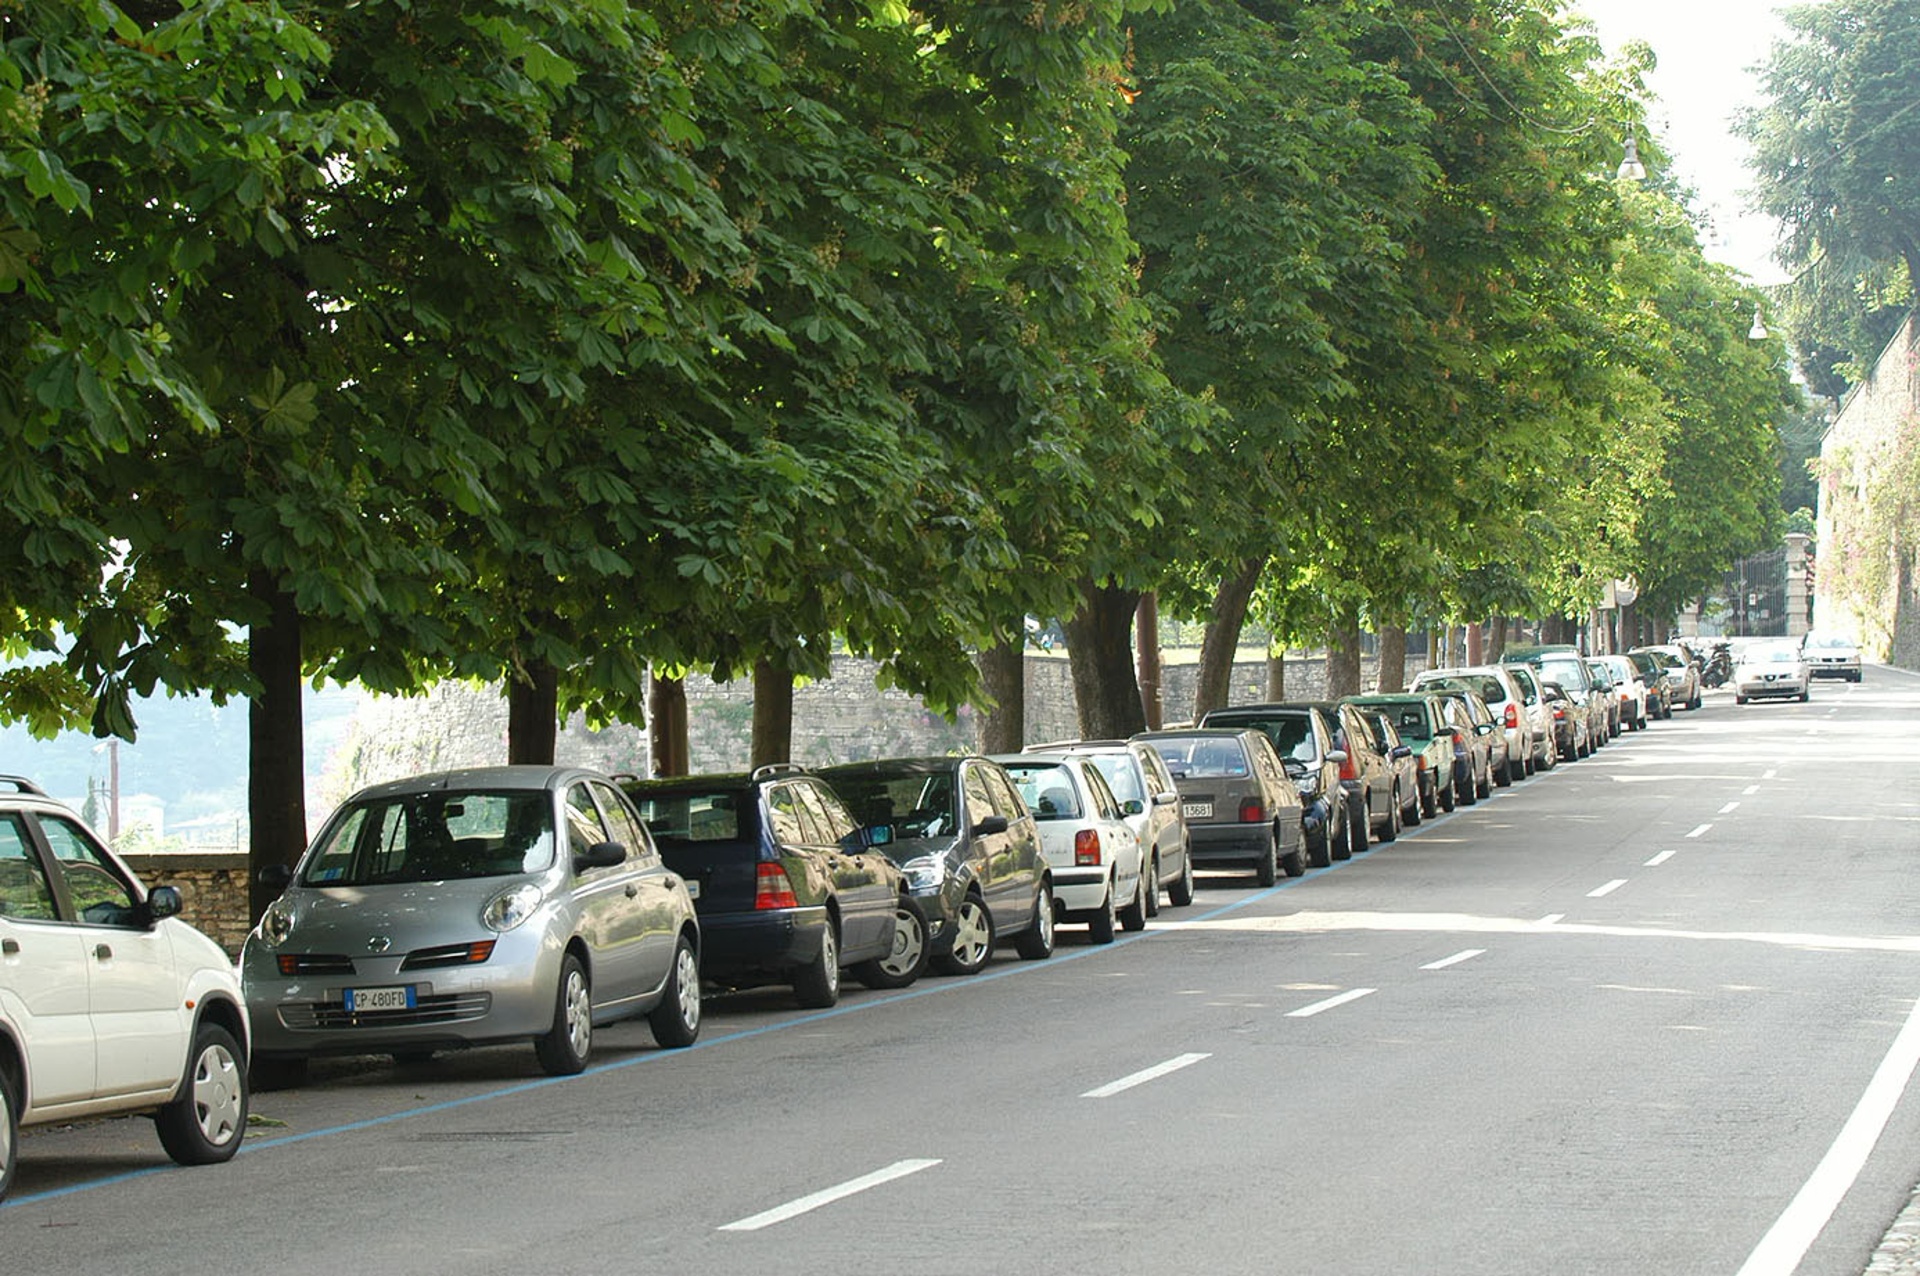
[1617,130,1646,182]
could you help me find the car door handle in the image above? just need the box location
[94,943,113,960]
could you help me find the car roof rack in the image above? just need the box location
[0,775,49,796]
[749,763,808,781]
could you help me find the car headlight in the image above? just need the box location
[900,855,946,893]
[257,897,296,949]
[482,883,544,933]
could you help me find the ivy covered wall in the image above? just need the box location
[1816,311,1920,668]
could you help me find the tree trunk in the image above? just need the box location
[1465,618,1485,665]
[1135,592,1164,730]
[247,572,305,922]
[1487,615,1508,662]
[751,656,794,768]
[1376,624,1407,692]
[1064,580,1145,740]
[648,671,690,776]
[1193,557,1265,720]
[507,657,560,765]
[975,638,1026,754]
[1325,602,1362,697]
[1266,648,1286,700]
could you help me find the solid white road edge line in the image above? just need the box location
[1420,949,1486,971]
[1686,823,1713,838]
[1735,995,1920,1276]
[1081,1052,1212,1098]
[720,1159,942,1232]
[1646,850,1676,867]
[1287,988,1377,1018]
[1588,879,1628,898]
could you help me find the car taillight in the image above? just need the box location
[1338,751,1358,781]
[1504,703,1518,729]
[1552,706,1567,720]
[754,862,800,910]
[1415,755,1428,773]
[1240,798,1265,823]
[1074,829,1101,866]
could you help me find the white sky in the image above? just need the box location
[1571,0,1793,284]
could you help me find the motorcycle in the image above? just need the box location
[1700,642,1733,689]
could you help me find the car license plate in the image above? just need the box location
[1183,801,1213,820]
[685,879,701,899]
[344,985,416,1013]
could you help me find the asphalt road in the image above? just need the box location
[9,665,1920,1276]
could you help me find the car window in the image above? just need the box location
[566,783,612,860]
[1135,746,1176,797]
[960,764,998,830]
[766,784,812,847]
[1080,762,1122,820]
[634,791,740,842]
[1088,755,1145,807]
[304,790,555,885]
[983,765,1026,823]
[0,814,58,921]
[592,782,654,862]
[40,814,140,926]
[798,782,860,849]
[1005,764,1081,820]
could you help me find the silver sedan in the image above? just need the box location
[242,766,701,1083]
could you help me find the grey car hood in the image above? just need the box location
[282,874,546,947]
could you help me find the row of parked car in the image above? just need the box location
[0,640,1714,1201]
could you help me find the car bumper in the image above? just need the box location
[1187,822,1274,867]
[1050,866,1110,914]
[1736,677,1806,699]
[1807,660,1860,679]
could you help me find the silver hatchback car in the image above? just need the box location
[242,766,701,1083]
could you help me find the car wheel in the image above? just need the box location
[1307,824,1332,869]
[1735,694,1747,705]
[1120,870,1149,932]
[249,1055,309,1091]
[1280,823,1307,878]
[1089,882,1119,943]
[1475,761,1491,798]
[1457,771,1477,805]
[1348,797,1371,853]
[1420,781,1438,820]
[1144,855,1162,918]
[792,919,842,1008]
[534,953,594,1075]
[1438,777,1456,812]
[1494,755,1513,787]
[1689,691,1702,710]
[648,932,702,1047]
[1376,791,1399,844]
[1169,846,1197,905]
[1329,807,1353,861]
[857,897,931,990]
[1404,785,1423,826]
[1,1064,18,1203]
[155,1021,248,1166]
[936,892,996,975]
[1015,881,1057,959]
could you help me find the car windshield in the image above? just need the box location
[1086,756,1145,805]
[632,790,744,842]
[1377,704,1432,741]
[1423,673,1503,704]
[1758,645,1800,664]
[1211,714,1316,764]
[1537,657,1587,689]
[822,769,958,839]
[302,790,555,886]
[1805,634,1853,650]
[1002,764,1082,819]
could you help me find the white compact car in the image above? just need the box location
[0,776,249,1203]
[993,755,1144,944]
[1801,631,1863,682]
[1734,641,1811,704]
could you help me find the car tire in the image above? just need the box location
[792,919,842,1008]
[1800,689,1810,702]
[1,1064,19,1203]
[648,932,702,1047]
[155,1021,248,1167]
[1404,787,1423,826]
[534,953,595,1075]
[1475,762,1491,798]
[1280,824,1307,878]
[1494,755,1513,787]
[1120,871,1149,932]
[1735,694,1747,705]
[1307,825,1332,869]
[1329,808,1353,861]
[1438,778,1456,812]
[1089,883,1119,943]
[857,897,931,990]
[1144,855,1162,918]
[1457,772,1477,805]
[250,1055,309,1092]
[936,892,996,976]
[1169,847,1196,905]
[1376,791,1400,844]
[1014,881,1057,959]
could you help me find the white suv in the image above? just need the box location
[0,777,249,1202]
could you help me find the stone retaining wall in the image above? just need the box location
[122,851,251,958]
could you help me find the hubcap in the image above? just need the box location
[1037,888,1054,947]
[882,907,926,977]
[952,900,990,967]
[564,969,592,1058]
[192,1042,244,1147]
[674,947,701,1030]
[821,927,839,996]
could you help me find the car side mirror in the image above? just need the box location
[971,815,1009,837]
[1120,799,1145,817]
[864,823,895,847]
[1326,749,1348,765]
[145,884,183,926]
[1391,744,1413,760]
[258,863,293,890]
[1476,723,1496,735]
[574,840,627,873]
[1152,790,1178,806]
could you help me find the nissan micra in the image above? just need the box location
[242,766,701,1085]
[1,776,249,1203]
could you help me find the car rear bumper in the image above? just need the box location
[1188,823,1274,867]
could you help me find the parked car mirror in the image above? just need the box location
[258,862,293,890]
[145,884,183,925]
[1326,749,1348,765]
[1119,799,1145,817]
[1152,790,1179,806]
[864,823,895,846]
[970,815,1009,836]
[574,840,627,873]
[1476,723,1496,735]
[1391,744,1413,760]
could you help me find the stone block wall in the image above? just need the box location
[123,851,251,958]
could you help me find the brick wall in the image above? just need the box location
[123,851,251,958]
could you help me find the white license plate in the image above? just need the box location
[344,985,416,1013]
[685,879,702,899]
[1183,802,1213,820]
